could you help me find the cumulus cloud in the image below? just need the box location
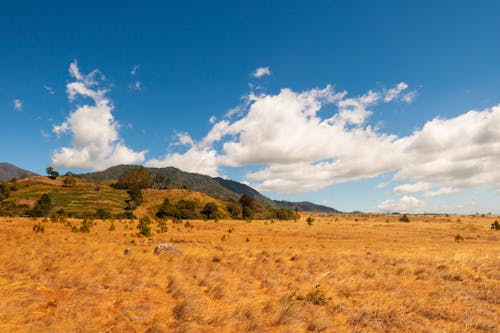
[252,67,271,78]
[13,99,23,111]
[51,61,146,170]
[393,181,431,194]
[148,80,500,197]
[377,195,426,213]
[423,187,459,197]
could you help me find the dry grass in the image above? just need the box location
[0,214,498,332]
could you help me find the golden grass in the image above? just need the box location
[0,214,498,332]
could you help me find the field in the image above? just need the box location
[0,214,498,332]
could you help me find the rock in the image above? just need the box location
[154,243,182,255]
[124,248,132,255]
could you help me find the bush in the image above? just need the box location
[399,214,410,223]
[306,216,314,226]
[454,234,464,242]
[115,166,153,189]
[95,208,113,219]
[32,222,45,233]
[0,183,10,201]
[62,176,76,187]
[28,193,53,217]
[137,217,152,237]
[491,220,500,230]
[201,202,219,220]
[305,284,328,305]
[79,219,93,233]
[274,208,294,220]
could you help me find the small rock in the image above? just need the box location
[154,243,182,255]
[124,248,132,255]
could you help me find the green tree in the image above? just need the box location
[29,193,53,217]
[137,217,152,237]
[127,185,143,209]
[0,183,10,201]
[201,202,219,219]
[46,167,59,180]
[115,166,153,189]
[239,194,256,219]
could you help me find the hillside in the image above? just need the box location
[0,163,38,181]
[81,165,339,212]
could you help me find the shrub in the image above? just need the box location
[28,193,53,217]
[46,166,59,180]
[62,176,76,187]
[108,221,116,231]
[201,202,219,220]
[306,216,314,226]
[491,220,500,230]
[96,208,113,219]
[0,183,10,201]
[79,219,93,233]
[399,214,410,223]
[454,234,464,242]
[305,284,328,305]
[137,217,152,237]
[32,222,44,233]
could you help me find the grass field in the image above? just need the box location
[0,214,498,332]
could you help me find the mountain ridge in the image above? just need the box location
[0,162,38,181]
[81,164,341,213]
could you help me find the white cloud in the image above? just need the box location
[129,80,142,90]
[393,181,431,194]
[423,187,459,197]
[209,115,217,124]
[384,82,408,102]
[252,67,271,78]
[401,90,417,103]
[377,195,426,213]
[51,61,146,170]
[40,129,51,139]
[13,99,23,111]
[177,132,194,147]
[130,64,140,76]
[43,85,55,95]
[148,80,500,197]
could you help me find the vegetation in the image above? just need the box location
[28,193,53,217]
[46,166,59,180]
[62,176,76,187]
[306,216,314,225]
[136,216,152,237]
[114,166,153,189]
[201,202,219,220]
[0,183,10,202]
[1,214,498,332]
[399,214,410,223]
[491,220,500,230]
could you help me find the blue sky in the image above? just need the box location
[2,1,500,213]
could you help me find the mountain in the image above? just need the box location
[80,165,339,213]
[273,200,342,213]
[0,163,38,181]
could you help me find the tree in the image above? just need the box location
[239,194,256,219]
[46,167,59,180]
[0,184,10,201]
[63,176,76,187]
[127,185,143,209]
[115,166,153,189]
[201,202,219,219]
[29,193,53,217]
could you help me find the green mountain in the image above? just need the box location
[80,165,340,213]
[0,163,38,181]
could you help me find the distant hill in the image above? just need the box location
[273,200,342,213]
[0,163,38,181]
[80,165,339,213]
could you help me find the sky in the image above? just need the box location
[1,0,500,214]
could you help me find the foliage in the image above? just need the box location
[28,193,53,217]
[63,176,77,187]
[46,167,59,180]
[32,222,44,233]
[156,198,199,220]
[399,214,410,223]
[137,216,152,237]
[0,183,10,201]
[127,185,143,209]
[274,208,295,220]
[201,202,219,219]
[115,166,153,189]
[306,216,314,225]
[226,201,242,219]
[305,284,328,305]
[96,208,113,219]
[491,220,500,230]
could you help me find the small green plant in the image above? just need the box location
[32,222,44,233]
[399,214,410,223]
[491,220,500,230]
[221,234,227,241]
[157,218,168,233]
[306,216,314,226]
[79,219,92,233]
[454,234,464,242]
[137,217,152,237]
